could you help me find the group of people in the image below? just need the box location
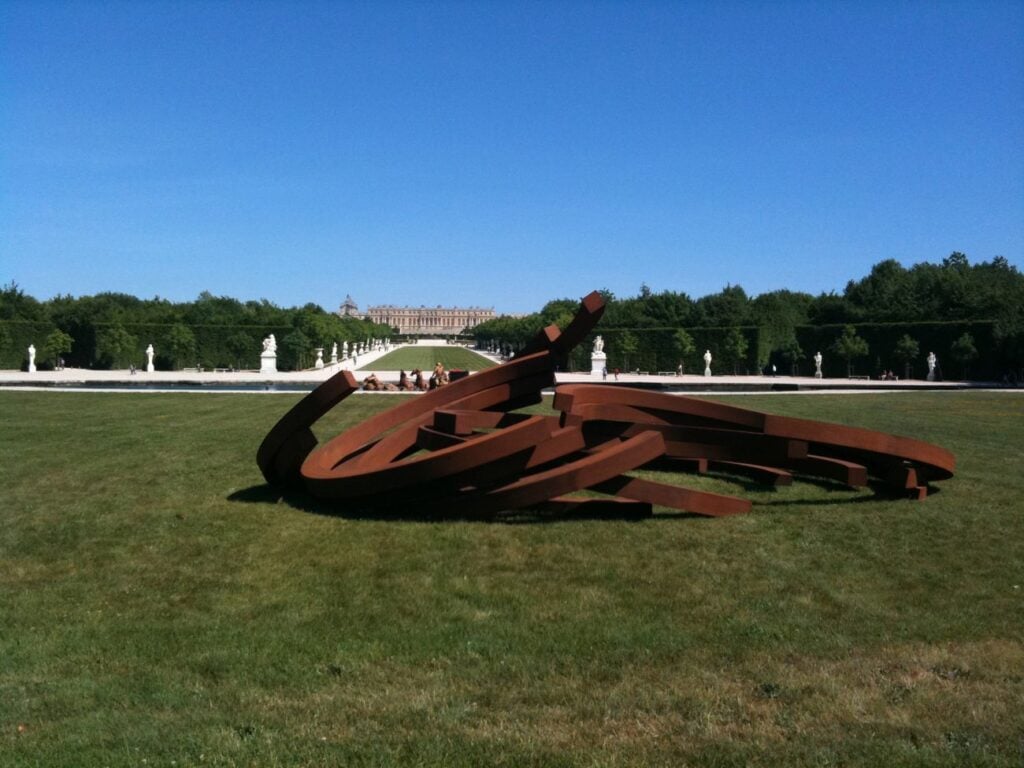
[362,363,449,392]
[878,369,899,381]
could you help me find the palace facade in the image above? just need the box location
[365,304,496,335]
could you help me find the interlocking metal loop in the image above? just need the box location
[258,291,955,516]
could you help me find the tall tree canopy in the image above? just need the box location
[471,253,1023,379]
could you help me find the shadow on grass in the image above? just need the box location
[229,457,940,522]
[227,484,709,524]
[751,479,943,507]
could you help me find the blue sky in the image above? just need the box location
[2,0,1022,314]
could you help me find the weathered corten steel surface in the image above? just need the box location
[257,291,956,517]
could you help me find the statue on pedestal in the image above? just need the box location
[331,343,338,365]
[703,349,712,377]
[590,335,607,376]
[315,348,324,370]
[814,351,823,379]
[260,334,278,374]
[927,352,937,382]
[27,344,36,373]
[146,344,155,373]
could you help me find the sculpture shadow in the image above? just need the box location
[752,479,943,508]
[226,484,705,524]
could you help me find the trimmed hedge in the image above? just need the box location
[1,321,388,372]
[0,320,59,369]
[557,321,1014,380]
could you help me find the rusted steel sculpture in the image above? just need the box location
[258,291,955,517]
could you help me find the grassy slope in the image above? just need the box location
[357,346,495,372]
[0,391,1021,767]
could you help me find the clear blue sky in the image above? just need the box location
[2,0,1022,314]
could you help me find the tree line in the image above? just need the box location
[472,253,1023,381]
[0,289,394,371]
[3,252,1020,379]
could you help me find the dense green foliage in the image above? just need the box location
[1,390,1022,765]
[4,253,1021,378]
[0,288,395,371]
[473,254,1024,380]
[832,325,870,376]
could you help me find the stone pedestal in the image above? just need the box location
[591,352,607,376]
[704,366,711,377]
[260,351,277,374]
[814,370,822,379]
[315,348,324,370]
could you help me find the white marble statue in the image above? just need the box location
[927,351,937,381]
[27,344,36,373]
[146,344,155,373]
[342,341,349,359]
[330,342,338,364]
[814,350,823,379]
[315,348,324,370]
[260,334,277,374]
[590,334,607,376]
[703,349,712,377]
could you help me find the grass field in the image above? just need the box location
[358,346,495,372]
[1,390,1022,766]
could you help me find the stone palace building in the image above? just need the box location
[338,295,495,335]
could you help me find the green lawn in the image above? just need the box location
[358,345,495,371]
[1,390,1022,767]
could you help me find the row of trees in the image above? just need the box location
[473,254,1022,380]
[3,252,1019,378]
[830,325,979,379]
[0,289,395,371]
